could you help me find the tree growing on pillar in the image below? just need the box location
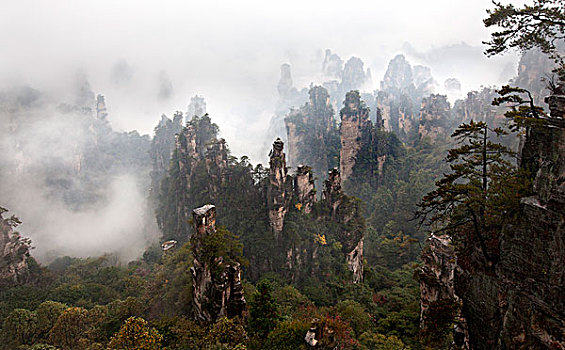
[416,121,531,265]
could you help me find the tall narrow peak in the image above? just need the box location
[380,54,414,93]
[190,204,246,322]
[339,91,370,181]
[150,112,183,201]
[293,165,316,214]
[418,94,451,141]
[322,168,364,283]
[285,86,339,186]
[0,207,34,286]
[267,138,290,237]
[277,63,294,99]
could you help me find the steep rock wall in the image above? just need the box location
[0,208,32,286]
[190,204,246,322]
[418,94,452,141]
[294,165,316,214]
[339,91,371,181]
[284,86,338,187]
[422,92,565,349]
[322,168,364,283]
[267,138,290,237]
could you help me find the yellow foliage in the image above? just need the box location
[314,234,327,245]
[108,316,162,350]
[295,203,303,211]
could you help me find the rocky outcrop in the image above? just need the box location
[205,138,229,192]
[266,64,308,149]
[478,93,565,349]
[413,65,436,97]
[322,168,364,283]
[341,57,371,93]
[322,49,343,79]
[339,91,371,181]
[381,54,414,94]
[190,204,246,322]
[278,64,294,100]
[376,54,444,142]
[322,168,342,218]
[420,234,468,349]
[294,165,316,214]
[418,94,452,141]
[284,86,339,187]
[0,207,32,286]
[156,114,221,242]
[150,112,183,200]
[268,138,290,237]
[423,92,565,349]
[345,239,364,284]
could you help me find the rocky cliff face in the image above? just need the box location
[376,55,426,140]
[150,112,183,200]
[190,204,246,322]
[341,57,371,93]
[340,91,371,181]
[284,86,339,187]
[0,207,33,286]
[381,54,414,94]
[419,234,468,349]
[418,94,452,141]
[156,114,221,242]
[514,49,558,110]
[480,93,565,349]
[268,138,290,237]
[205,138,229,193]
[421,91,565,349]
[322,168,364,283]
[294,165,316,214]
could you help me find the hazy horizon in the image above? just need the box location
[0,0,526,262]
[1,0,521,162]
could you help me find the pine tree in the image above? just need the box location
[416,121,531,265]
[248,280,281,338]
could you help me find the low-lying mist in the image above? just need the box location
[0,0,528,263]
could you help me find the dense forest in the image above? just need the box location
[0,1,564,349]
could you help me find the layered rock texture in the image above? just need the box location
[294,165,316,214]
[149,112,183,200]
[190,204,246,321]
[339,91,371,181]
[322,168,364,283]
[267,138,290,236]
[419,94,452,141]
[0,207,33,286]
[421,91,565,349]
[420,234,468,349]
[156,114,221,243]
[284,86,340,187]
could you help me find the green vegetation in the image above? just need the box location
[416,121,532,266]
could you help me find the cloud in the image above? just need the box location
[0,0,526,261]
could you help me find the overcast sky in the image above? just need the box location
[0,0,521,162]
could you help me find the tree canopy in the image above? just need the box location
[484,0,565,62]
